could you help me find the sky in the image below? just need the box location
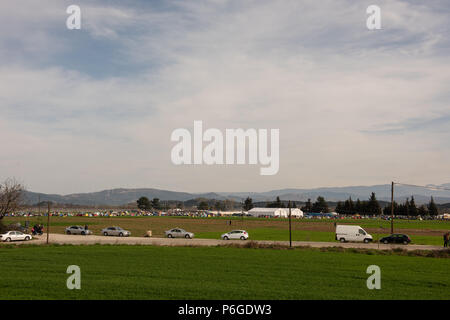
[1,0,449,194]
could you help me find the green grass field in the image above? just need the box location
[0,245,449,300]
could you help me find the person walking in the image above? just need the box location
[444,232,449,248]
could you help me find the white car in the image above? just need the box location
[335,225,373,243]
[1,231,33,242]
[221,230,249,240]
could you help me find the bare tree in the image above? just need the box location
[0,178,24,219]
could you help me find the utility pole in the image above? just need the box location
[288,200,292,248]
[47,202,50,245]
[406,197,409,220]
[391,182,394,235]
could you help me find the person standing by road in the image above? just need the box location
[444,232,449,248]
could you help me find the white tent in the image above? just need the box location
[248,207,303,218]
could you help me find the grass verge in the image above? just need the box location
[0,245,449,300]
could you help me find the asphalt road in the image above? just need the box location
[2,233,444,251]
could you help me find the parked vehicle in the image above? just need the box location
[101,226,131,237]
[165,228,194,239]
[379,234,411,245]
[65,226,92,235]
[1,231,32,242]
[31,225,44,236]
[335,225,373,243]
[221,230,249,240]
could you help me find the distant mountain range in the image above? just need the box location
[22,183,450,206]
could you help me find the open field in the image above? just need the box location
[0,245,449,300]
[4,216,449,246]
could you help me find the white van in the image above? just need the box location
[335,225,373,243]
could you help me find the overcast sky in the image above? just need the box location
[1,0,449,194]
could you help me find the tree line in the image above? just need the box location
[265,196,298,209]
[136,197,162,210]
[137,193,441,216]
[300,196,330,213]
[335,192,381,215]
[382,196,439,216]
[336,193,440,216]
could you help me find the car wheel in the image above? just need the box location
[25,236,30,241]
[240,236,246,240]
[81,231,85,235]
[363,239,369,243]
[5,237,11,242]
[340,238,345,243]
[168,234,173,238]
[66,231,71,235]
[383,240,388,244]
[103,232,108,236]
[223,236,229,240]
[403,240,408,245]
[119,232,123,237]
[185,234,191,239]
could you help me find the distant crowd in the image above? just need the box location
[5,210,450,220]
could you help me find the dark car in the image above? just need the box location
[380,234,411,245]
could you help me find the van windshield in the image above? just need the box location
[359,229,366,235]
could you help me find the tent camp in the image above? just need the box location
[248,207,303,218]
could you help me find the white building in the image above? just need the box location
[248,207,303,218]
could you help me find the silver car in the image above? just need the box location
[65,225,92,235]
[165,228,194,239]
[101,226,131,237]
[221,230,249,240]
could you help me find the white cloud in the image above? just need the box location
[1,0,450,193]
